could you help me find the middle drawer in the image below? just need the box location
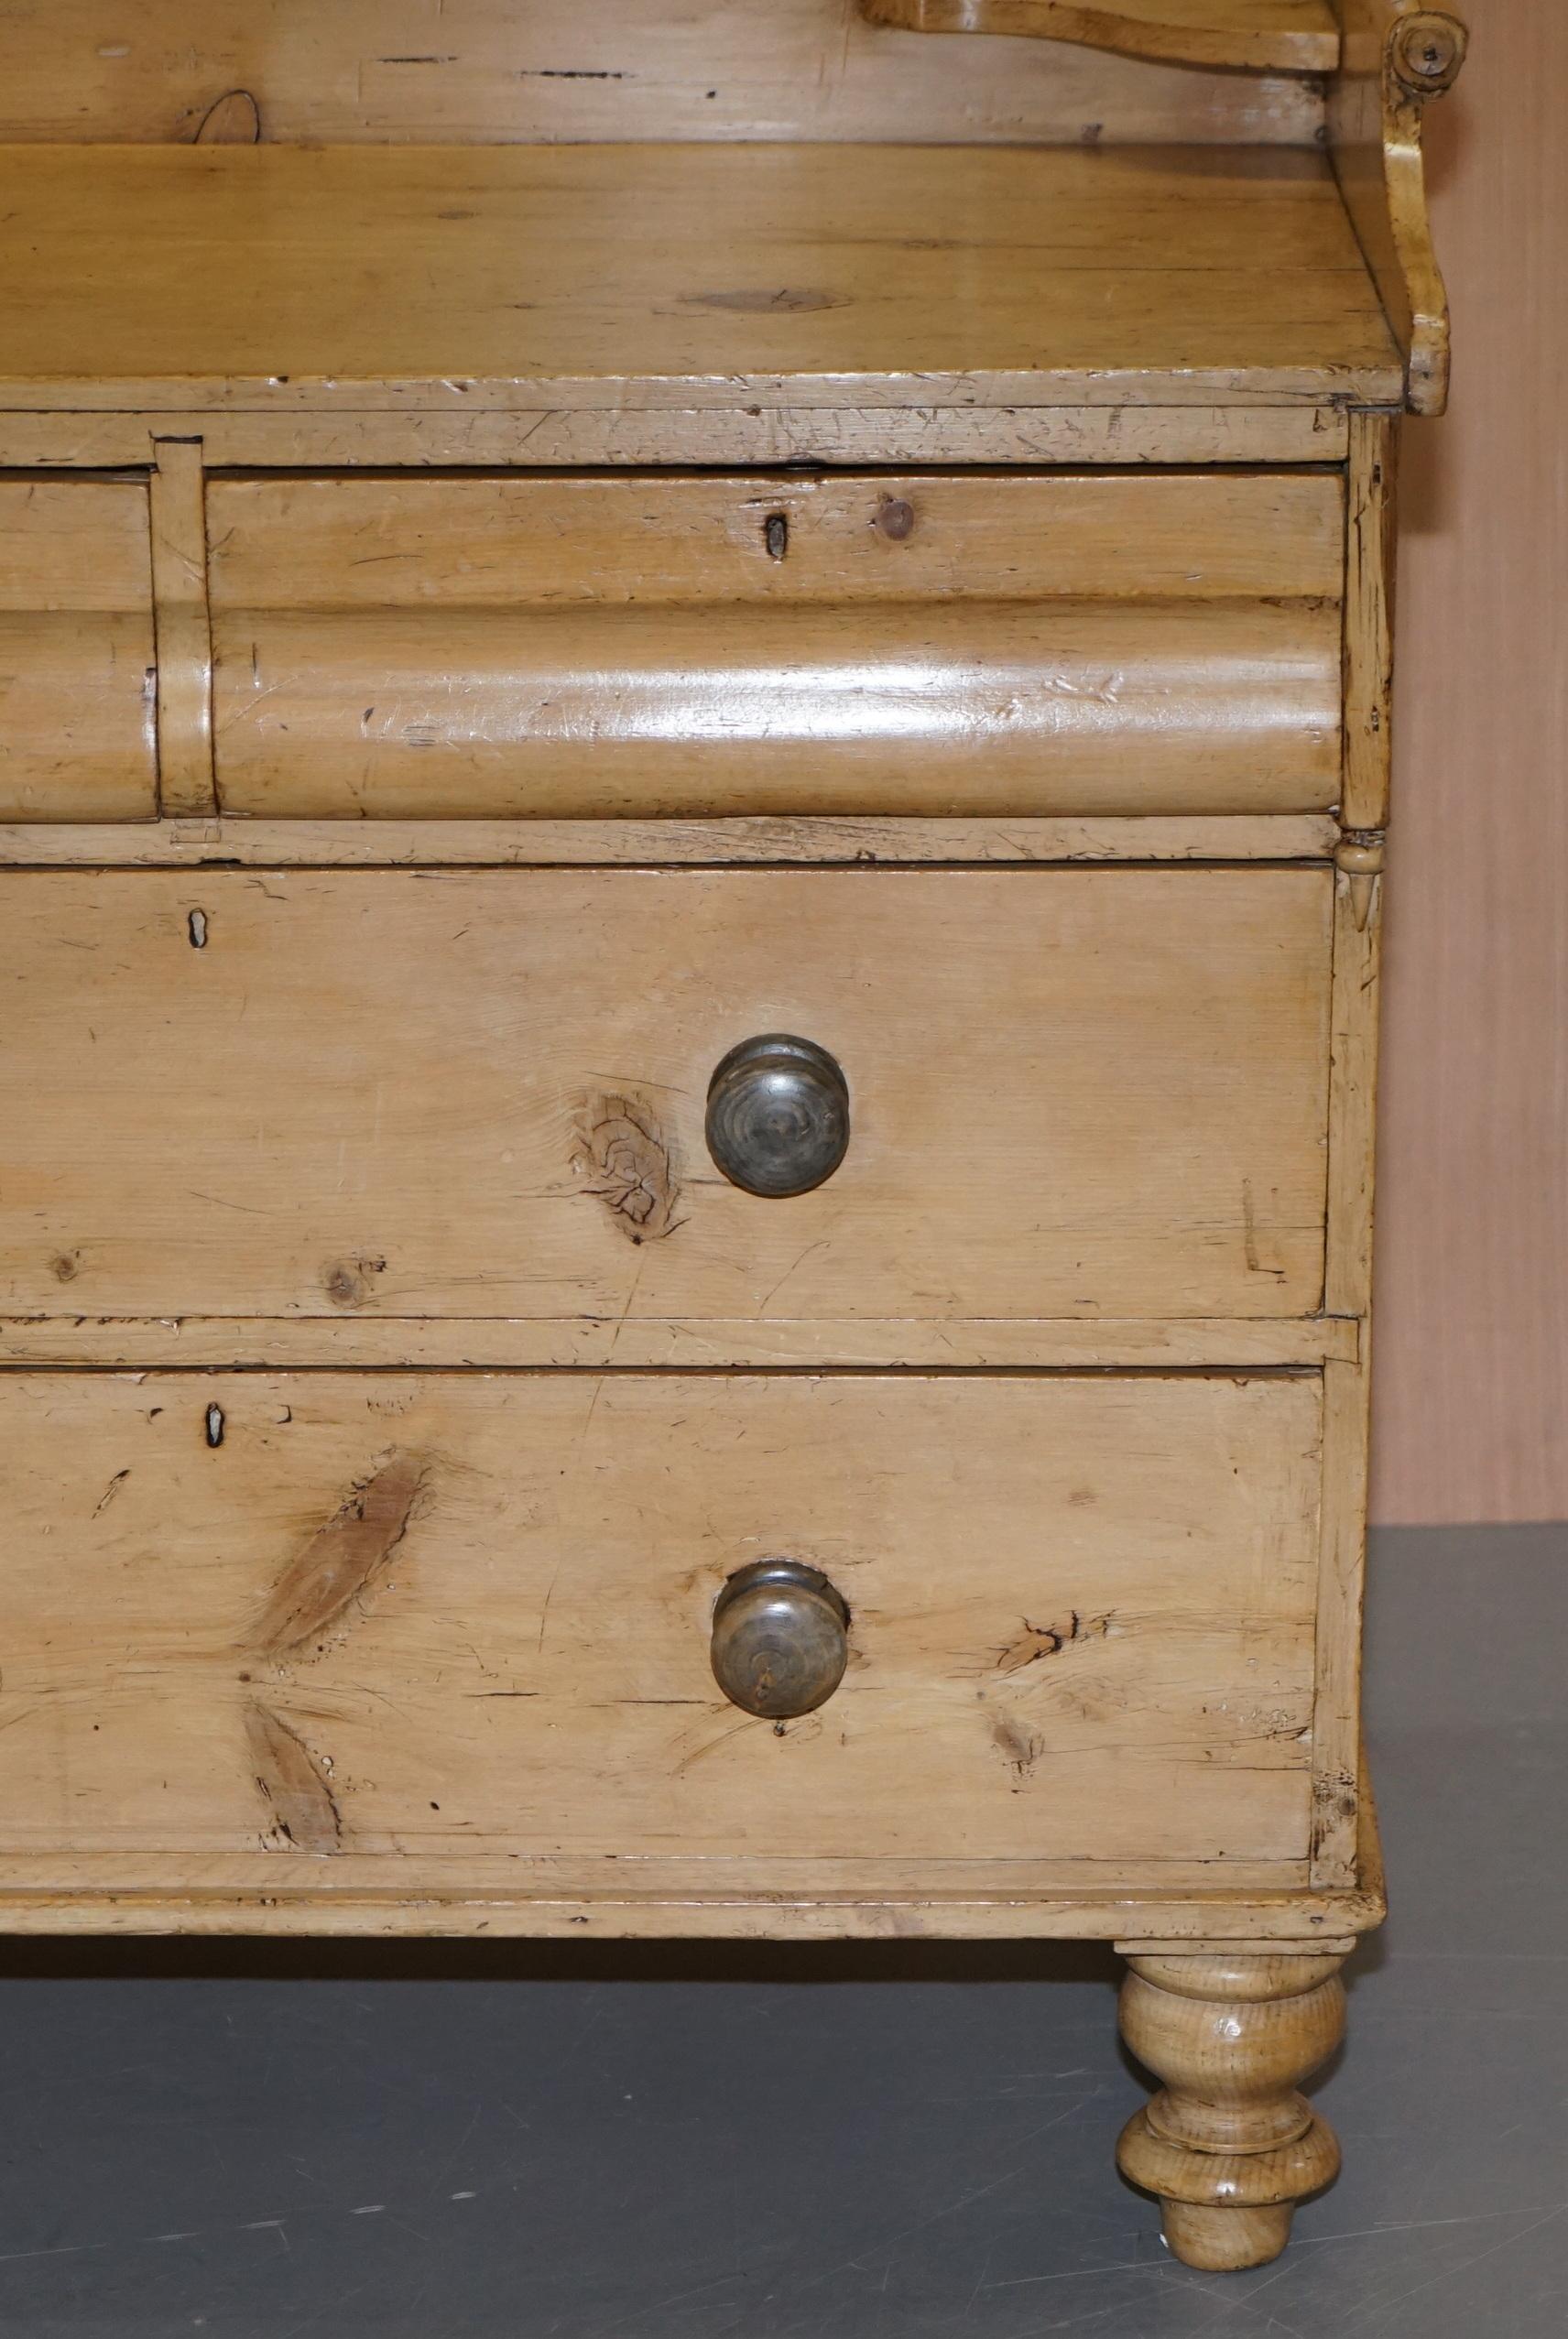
[5,866,1331,1333]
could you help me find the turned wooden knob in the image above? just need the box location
[710,1560,849,1718]
[705,1034,849,1198]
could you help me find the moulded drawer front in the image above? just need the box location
[0,1372,1321,1885]
[0,477,158,820]
[0,866,1333,1327]
[205,471,1345,820]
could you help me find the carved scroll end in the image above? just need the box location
[1387,10,1468,102]
[1379,10,1470,415]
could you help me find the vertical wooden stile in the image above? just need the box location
[1313,403,1399,1888]
[149,438,216,817]
[1343,408,1398,835]
[1312,1351,1373,1887]
[1325,842,1385,1321]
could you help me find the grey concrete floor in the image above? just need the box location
[0,1524,1562,2337]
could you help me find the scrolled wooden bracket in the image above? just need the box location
[857,0,1341,77]
[1327,4,1470,418]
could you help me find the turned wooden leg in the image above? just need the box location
[1116,1952,1346,2271]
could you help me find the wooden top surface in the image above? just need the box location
[0,141,1400,411]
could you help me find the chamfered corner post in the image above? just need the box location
[1116,1952,1347,2270]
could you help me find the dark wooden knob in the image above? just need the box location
[705,1034,849,1198]
[710,1560,849,1719]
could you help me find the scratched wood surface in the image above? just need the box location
[0,406,1354,471]
[0,868,1334,1331]
[0,0,1324,146]
[0,145,1403,414]
[205,472,1345,820]
[0,478,157,821]
[0,1372,1321,1876]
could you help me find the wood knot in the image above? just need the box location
[1388,11,1468,98]
[250,1450,428,1657]
[994,1611,1112,1674]
[245,1702,341,1853]
[573,1093,681,1243]
[991,1714,1045,1780]
[323,1256,388,1308]
[688,287,845,314]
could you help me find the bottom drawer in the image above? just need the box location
[0,1373,1322,1894]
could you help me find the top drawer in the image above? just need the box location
[0,476,157,821]
[206,471,1345,821]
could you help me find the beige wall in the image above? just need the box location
[1374,0,1568,1523]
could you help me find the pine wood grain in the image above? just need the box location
[208,472,1347,608]
[0,144,1403,414]
[0,867,1334,1332]
[0,0,1323,147]
[0,1372,1322,1877]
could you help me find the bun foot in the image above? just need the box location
[1116,1953,1347,2271]
[1160,2200,1293,2272]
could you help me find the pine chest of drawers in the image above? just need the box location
[0,0,1466,2275]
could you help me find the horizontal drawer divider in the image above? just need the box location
[0,1318,1360,1369]
[0,815,1345,866]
